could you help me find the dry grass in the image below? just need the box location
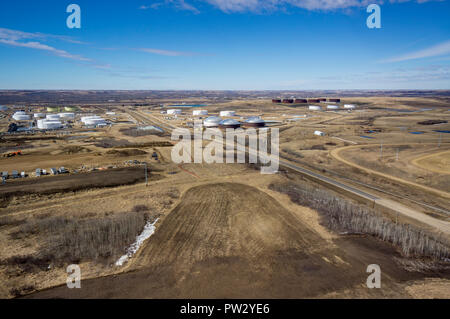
[269,182,450,261]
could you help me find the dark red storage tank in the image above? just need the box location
[307,99,321,103]
[328,98,341,103]
[283,99,294,104]
[272,99,282,104]
[295,99,308,104]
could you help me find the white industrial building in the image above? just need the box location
[167,109,182,115]
[220,110,236,117]
[203,116,222,128]
[193,110,208,116]
[309,105,322,111]
[37,119,63,130]
[344,104,356,109]
[13,112,31,121]
[34,113,46,118]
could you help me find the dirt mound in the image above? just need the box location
[55,146,91,155]
[25,183,434,299]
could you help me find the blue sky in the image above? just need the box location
[0,0,449,90]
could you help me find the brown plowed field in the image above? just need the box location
[25,183,442,299]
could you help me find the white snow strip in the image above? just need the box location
[115,218,159,267]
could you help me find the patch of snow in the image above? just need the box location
[115,218,159,267]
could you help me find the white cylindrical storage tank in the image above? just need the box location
[46,114,60,121]
[81,115,100,122]
[344,104,356,109]
[84,118,106,126]
[37,119,45,129]
[193,110,208,116]
[37,120,62,130]
[13,113,31,121]
[309,105,322,111]
[58,113,75,119]
[167,109,182,115]
[327,105,339,110]
[203,116,222,128]
[34,113,46,118]
[220,111,236,117]
[314,131,325,136]
[43,121,63,130]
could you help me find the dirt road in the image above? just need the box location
[25,183,438,299]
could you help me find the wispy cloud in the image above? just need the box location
[137,48,199,56]
[0,27,90,61]
[140,0,200,13]
[140,0,441,14]
[381,40,450,63]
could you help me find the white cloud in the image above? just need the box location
[0,27,90,61]
[140,0,442,14]
[138,48,197,56]
[381,40,450,63]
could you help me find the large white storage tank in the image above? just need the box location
[220,111,236,117]
[58,112,75,119]
[327,105,339,110]
[84,118,106,126]
[37,120,62,130]
[309,105,322,111]
[34,113,46,118]
[344,104,356,109]
[167,109,182,115]
[13,112,31,121]
[193,110,208,116]
[46,114,60,121]
[314,131,325,136]
[203,116,222,128]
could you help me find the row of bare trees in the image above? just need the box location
[269,182,450,261]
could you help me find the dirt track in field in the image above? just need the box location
[25,183,441,299]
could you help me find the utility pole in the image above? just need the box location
[380,142,383,159]
[144,162,148,187]
[438,133,442,148]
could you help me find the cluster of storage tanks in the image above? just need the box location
[273,98,341,104]
[203,116,266,129]
[308,104,357,111]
